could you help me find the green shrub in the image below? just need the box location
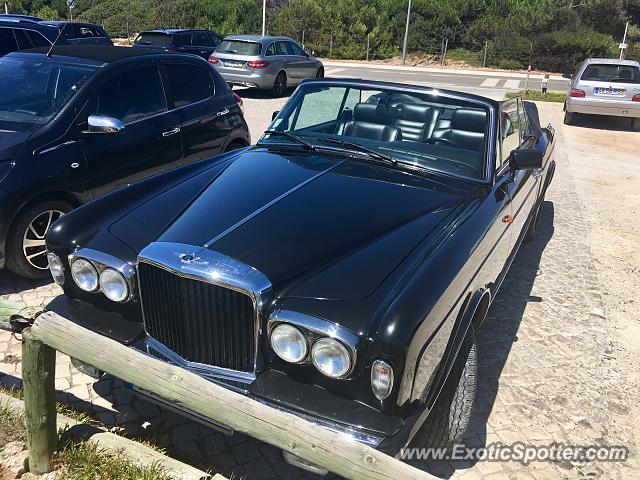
[498,59,524,71]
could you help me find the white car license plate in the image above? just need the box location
[224,61,244,69]
[594,87,624,96]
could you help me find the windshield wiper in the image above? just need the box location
[318,138,397,166]
[259,130,316,151]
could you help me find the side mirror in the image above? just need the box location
[562,71,572,79]
[511,148,543,171]
[83,115,125,135]
[272,111,280,121]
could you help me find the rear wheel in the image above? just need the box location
[563,110,574,125]
[6,200,72,279]
[316,67,324,79]
[271,72,287,97]
[412,326,477,448]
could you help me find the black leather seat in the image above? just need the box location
[392,103,442,142]
[342,103,402,142]
[431,108,487,152]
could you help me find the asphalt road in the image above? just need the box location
[323,63,569,100]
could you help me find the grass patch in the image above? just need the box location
[0,401,26,448]
[505,90,566,103]
[445,48,483,67]
[57,436,174,480]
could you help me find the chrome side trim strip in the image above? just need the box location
[38,140,76,155]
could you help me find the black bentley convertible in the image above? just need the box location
[46,79,555,471]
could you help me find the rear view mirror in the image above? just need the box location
[511,148,543,171]
[84,115,125,135]
[272,111,280,121]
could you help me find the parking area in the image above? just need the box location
[1,85,639,479]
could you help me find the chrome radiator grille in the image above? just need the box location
[138,262,257,373]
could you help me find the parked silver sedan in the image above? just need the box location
[564,58,640,129]
[208,35,324,97]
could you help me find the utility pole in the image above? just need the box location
[402,0,412,65]
[261,0,266,36]
[483,40,488,68]
[366,33,370,61]
[620,21,629,60]
[4,1,8,15]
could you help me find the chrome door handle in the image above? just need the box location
[162,127,181,137]
[70,162,80,169]
[216,109,230,117]
[532,168,544,179]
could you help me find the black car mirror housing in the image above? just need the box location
[83,115,125,135]
[511,148,543,171]
[272,111,280,121]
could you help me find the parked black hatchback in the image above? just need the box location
[39,21,113,45]
[134,29,222,59]
[0,19,66,56]
[0,45,250,279]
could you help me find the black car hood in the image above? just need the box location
[0,130,30,160]
[109,149,470,301]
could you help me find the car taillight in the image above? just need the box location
[247,60,269,69]
[208,55,219,64]
[570,89,586,98]
[232,92,244,114]
[633,94,640,102]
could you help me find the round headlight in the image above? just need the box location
[47,252,65,286]
[311,337,352,378]
[271,324,308,363]
[99,268,129,302]
[71,259,98,291]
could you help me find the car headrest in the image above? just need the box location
[398,103,436,122]
[353,103,400,123]
[451,109,487,133]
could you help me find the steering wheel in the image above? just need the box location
[425,137,460,148]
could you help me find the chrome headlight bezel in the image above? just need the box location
[68,249,136,302]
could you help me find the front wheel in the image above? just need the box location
[412,325,477,448]
[316,67,324,79]
[5,200,72,279]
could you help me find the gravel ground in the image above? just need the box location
[0,96,639,479]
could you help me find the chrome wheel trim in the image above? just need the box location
[22,209,64,270]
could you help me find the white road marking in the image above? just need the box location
[504,79,521,89]
[481,78,500,87]
[325,68,346,76]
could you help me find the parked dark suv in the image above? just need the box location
[0,18,66,56]
[134,29,222,59]
[0,45,250,279]
[39,21,113,45]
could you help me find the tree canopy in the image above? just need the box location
[5,0,639,71]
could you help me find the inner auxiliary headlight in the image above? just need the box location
[311,337,352,378]
[371,359,394,401]
[99,268,129,302]
[271,324,308,363]
[70,258,98,292]
[47,252,65,286]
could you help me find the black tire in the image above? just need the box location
[316,67,324,79]
[563,110,574,125]
[271,72,287,97]
[412,326,477,448]
[526,197,544,240]
[630,117,639,131]
[5,199,72,279]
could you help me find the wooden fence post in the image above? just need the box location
[22,328,57,475]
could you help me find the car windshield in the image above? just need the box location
[135,33,172,46]
[263,84,490,180]
[216,40,261,56]
[581,64,640,84]
[0,56,97,132]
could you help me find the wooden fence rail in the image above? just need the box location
[3,305,439,479]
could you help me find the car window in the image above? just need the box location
[74,25,96,38]
[164,64,214,108]
[209,33,222,46]
[581,64,640,84]
[289,42,306,56]
[276,41,293,56]
[216,40,261,56]
[517,99,529,139]
[13,29,34,49]
[292,86,352,130]
[265,43,275,56]
[26,31,50,47]
[135,33,172,47]
[92,66,166,124]
[192,33,212,47]
[57,24,75,40]
[0,28,18,55]
[500,99,521,167]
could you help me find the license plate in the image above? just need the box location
[594,87,624,96]
[224,61,244,69]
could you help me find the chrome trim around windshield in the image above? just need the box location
[137,242,272,378]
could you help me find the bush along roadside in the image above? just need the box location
[506,90,566,103]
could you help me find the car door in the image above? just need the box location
[500,98,540,254]
[162,62,231,164]
[79,64,182,198]
[288,41,316,80]
[275,41,298,82]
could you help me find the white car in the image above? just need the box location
[564,58,640,129]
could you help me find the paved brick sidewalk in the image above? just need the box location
[1,130,638,479]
